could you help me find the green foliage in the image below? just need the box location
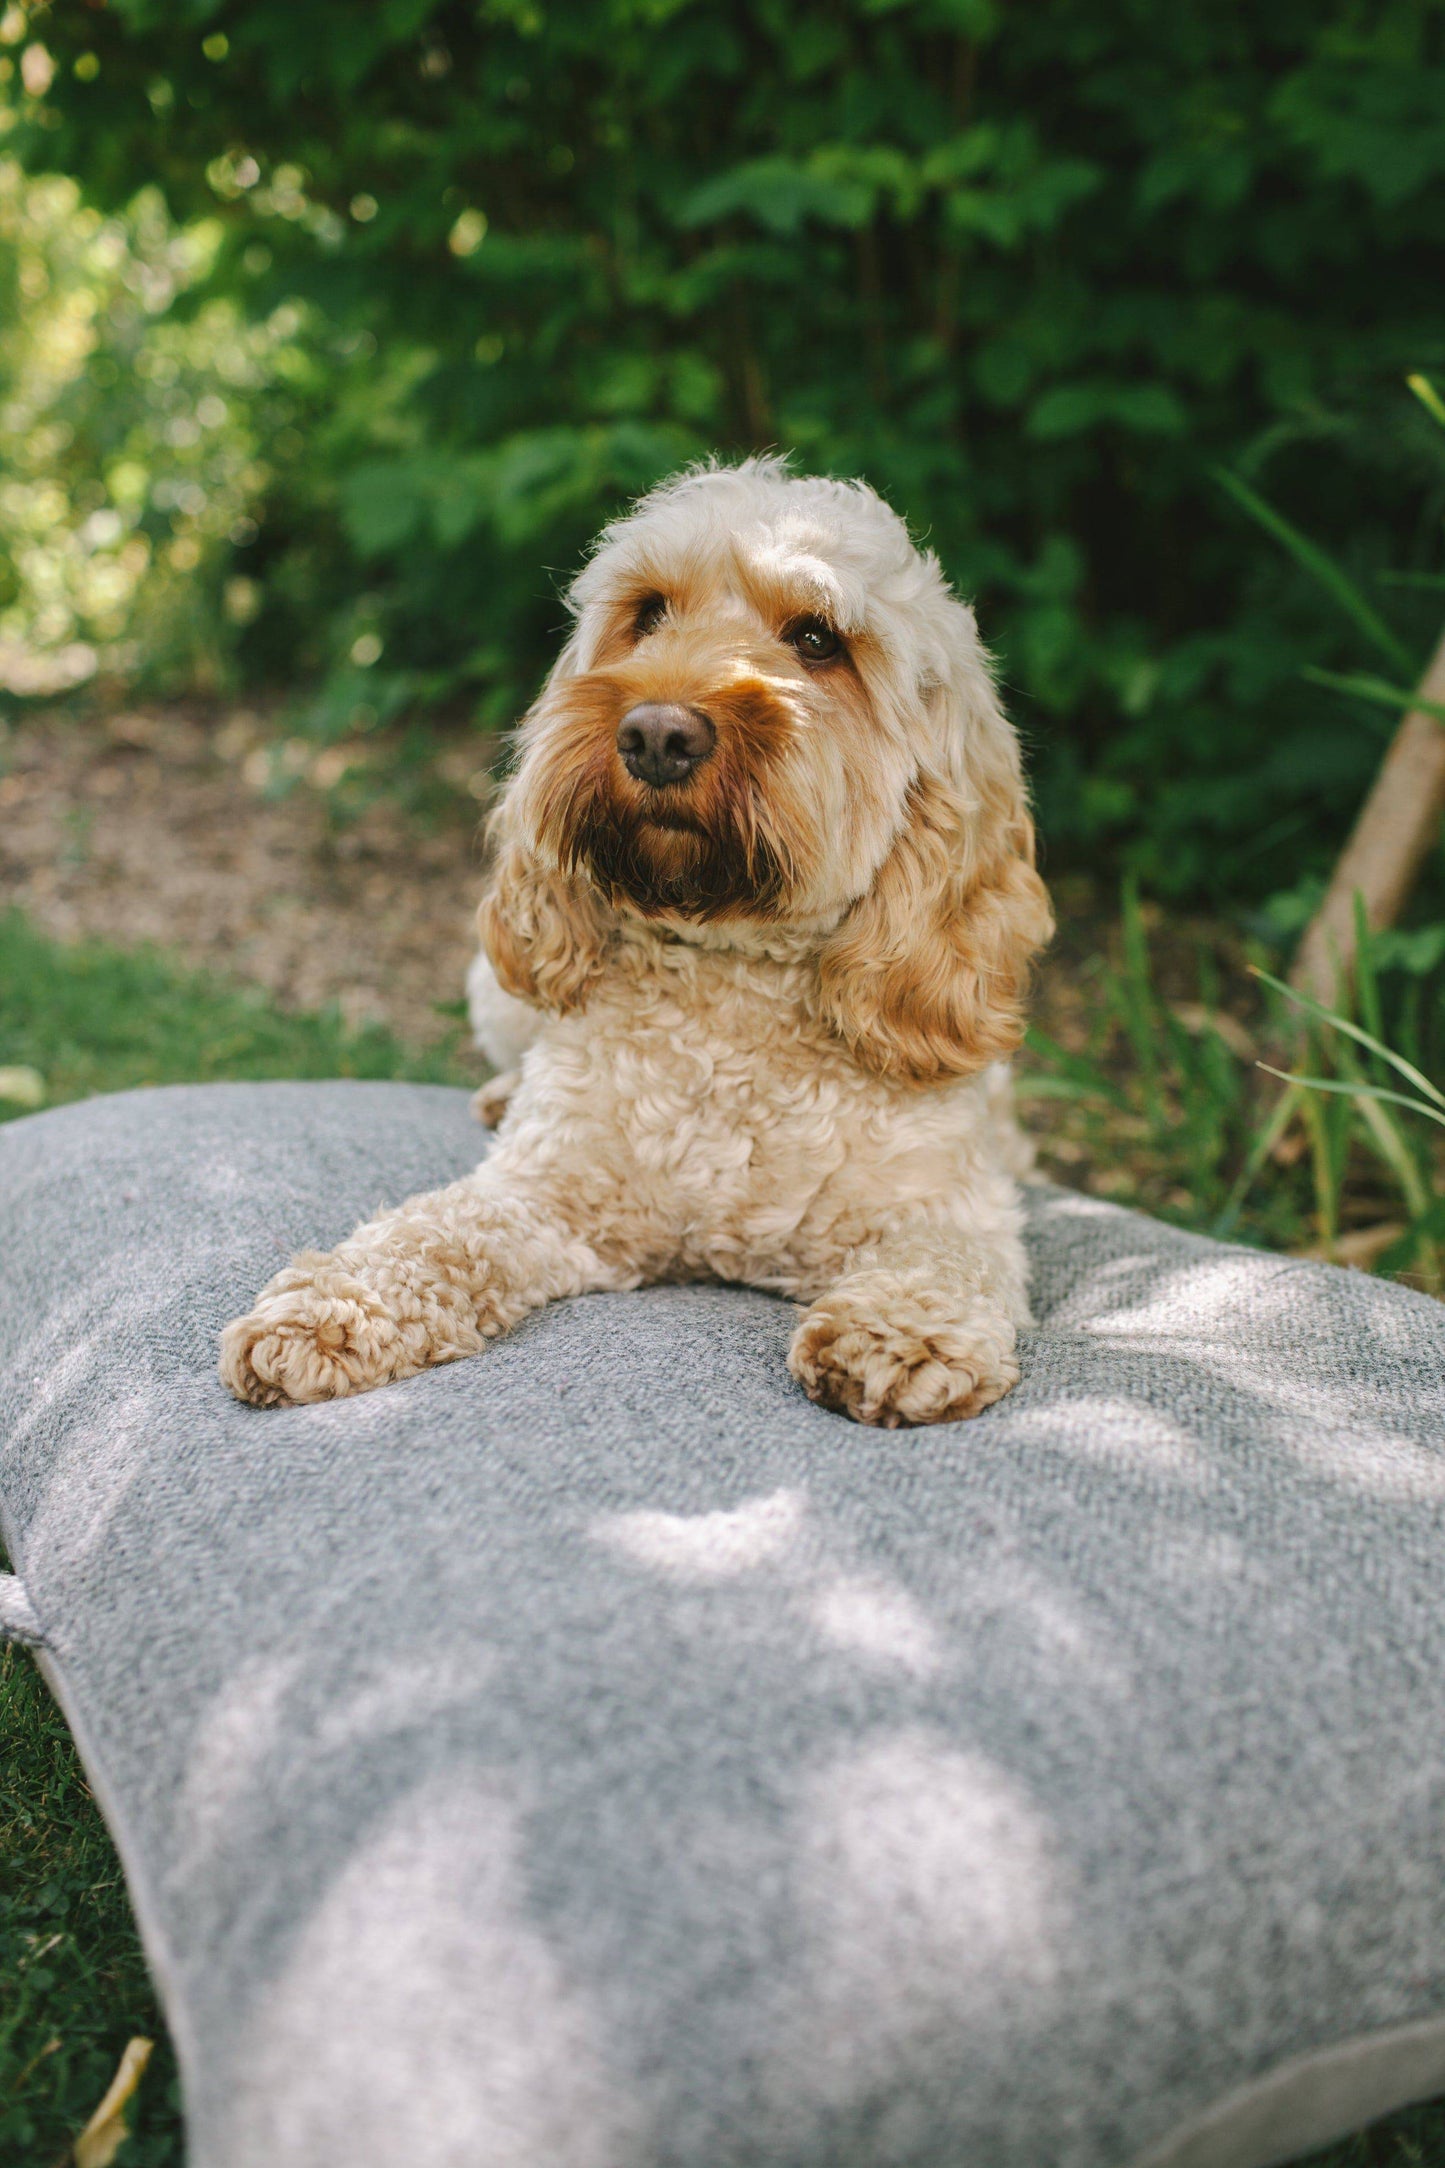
[3,0,1444,896]
[1024,884,1445,1286]
[1212,466,1418,679]
[1255,904,1445,1288]
[1195,383,1445,1279]
[0,161,325,698]
[1215,367,1445,745]
[1022,885,1285,1239]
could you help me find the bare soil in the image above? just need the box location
[0,705,490,1048]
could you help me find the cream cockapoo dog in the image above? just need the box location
[220,458,1053,1425]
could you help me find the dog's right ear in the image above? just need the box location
[477,804,612,1015]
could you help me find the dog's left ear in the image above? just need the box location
[812,622,1053,1084]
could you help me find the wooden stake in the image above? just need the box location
[1292,626,1445,1000]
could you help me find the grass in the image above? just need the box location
[0,908,469,1120]
[2,905,1444,2166]
[0,1644,185,2166]
[1019,880,1445,1288]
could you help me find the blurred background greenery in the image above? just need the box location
[1,0,1443,905]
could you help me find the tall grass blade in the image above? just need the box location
[1023,1027,1129,1109]
[1256,1066,1445,1131]
[1118,876,1165,1129]
[1295,1078,1343,1248]
[1250,966,1445,1110]
[1303,666,1445,727]
[1214,468,1415,675]
[1012,1075,1108,1102]
[1408,373,1445,430]
[1212,1078,1304,1237]
[1354,1090,1432,1223]
[1353,893,1384,1046]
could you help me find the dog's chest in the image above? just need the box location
[508,973,976,1284]
[607,998,852,1201]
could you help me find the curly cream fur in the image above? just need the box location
[221,458,1053,1426]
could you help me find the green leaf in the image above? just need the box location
[1110,384,1188,434]
[1028,381,1185,442]
[1368,923,1445,975]
[675,159,873,236]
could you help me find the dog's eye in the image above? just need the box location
[633,594,667,638]
[785,616,842,663]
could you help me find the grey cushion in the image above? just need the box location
[3,1081,1445,2168]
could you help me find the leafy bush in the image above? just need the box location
[0,160,324,695]
[5,0,1445,900]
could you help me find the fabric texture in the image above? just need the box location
[3,1080,1445,2168]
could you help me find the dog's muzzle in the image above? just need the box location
[616,703,716,790]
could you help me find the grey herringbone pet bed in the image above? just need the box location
[3,1080,1445,2168]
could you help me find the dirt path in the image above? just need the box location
[0,707,489,1047]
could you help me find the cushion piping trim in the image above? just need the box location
[1129,2009,1445,2168]
[0,1568,44,1645]
[31,1630,203,2150]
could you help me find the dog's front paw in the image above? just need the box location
[789,1277,1018,1427]
[219,1260,408,1408]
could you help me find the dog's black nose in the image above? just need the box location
[616,703,715,789]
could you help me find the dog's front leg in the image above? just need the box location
[788,1223,1029,1428]
[220,1175,618,1408]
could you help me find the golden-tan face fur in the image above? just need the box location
[483,457,1053,1085]
[510,599,848,927]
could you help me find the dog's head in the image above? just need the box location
[481,457,1052,1083]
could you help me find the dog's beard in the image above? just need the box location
[562,793,789,921]
[521,671,809,922]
